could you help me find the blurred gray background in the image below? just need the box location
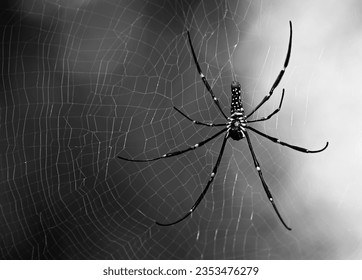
[0,0,360,259]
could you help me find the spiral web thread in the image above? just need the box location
[0,0,306,259]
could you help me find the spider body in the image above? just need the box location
[228,114,246,141]
[228,81,246,141]
[118,21,329,230]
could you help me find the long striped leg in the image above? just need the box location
[246,21,292,120]
[244,131,292,230]
[118,127,227,162]
[246,89,285,123]
[187,31,228,119]
[156,132,229,226]
[174,106,227,127]
[247,126,329,153]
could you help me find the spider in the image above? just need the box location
[118,21,328,230]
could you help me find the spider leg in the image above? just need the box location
[247,125,329,153]
[187,31,228,119]
[246,21,292,119]
[244,131,292,231]
[118,127,227,162]
[246,89,285,123]
[174,106,227,127]
[156,132,229,226]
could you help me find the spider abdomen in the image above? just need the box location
[229,81,246,140]
[230,81,243,115]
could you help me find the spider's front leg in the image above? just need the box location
[156,132,229,226]
[244,131,292,231]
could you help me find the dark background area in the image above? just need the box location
[0,0,360,259]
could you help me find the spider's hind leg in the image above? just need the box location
[187,31,228,119]
[246,89,285,124]
[246,21,292,119]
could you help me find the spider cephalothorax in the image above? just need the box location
[228,113,246,141]
[118,21,329,230]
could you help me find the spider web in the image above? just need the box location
[0,0,341,260]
